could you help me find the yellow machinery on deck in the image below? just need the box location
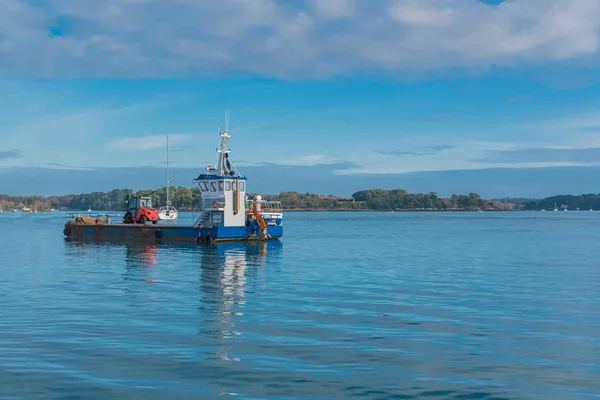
[249,206,270,239]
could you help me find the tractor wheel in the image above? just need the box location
[139,215,148,224]
[152,219,157,225]
[123,212,133,224]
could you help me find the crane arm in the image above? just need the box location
[251,207,267,231]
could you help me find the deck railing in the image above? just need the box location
[246,201,283,212]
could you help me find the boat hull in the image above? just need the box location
[158,212,178,221]
[158,204,178,221]
[63,222,282,244]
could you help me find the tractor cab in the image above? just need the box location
[130,196,152,213]
[123,195,159,224]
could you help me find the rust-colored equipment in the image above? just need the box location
[123,195,158,224]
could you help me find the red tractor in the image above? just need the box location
[123,195,159,224]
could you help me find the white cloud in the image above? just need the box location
[389,4,454,27]
[1,0,600,78]
[311,0,354,20]
[334,134,600,175]
[529,111,600,131]
[0,96,174,169]
[107,133,190,151]
[282,154,338,166]
[249,154,344,167]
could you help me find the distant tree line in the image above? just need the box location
[0,188,202,212]
[0,195,52,212]
[523,194,600,211]
[263,192,364,210]
[1,187,508,212]
[350,189,499,210]
[60,188,204,211]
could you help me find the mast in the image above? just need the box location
[217,109,231,176]
[166,134,170,206]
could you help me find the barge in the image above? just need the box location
[63,114,283,244]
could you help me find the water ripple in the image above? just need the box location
[1,212,599,398]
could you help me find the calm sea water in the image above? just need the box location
[1,211,599,399]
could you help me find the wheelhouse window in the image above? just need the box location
[210,182,217,192]
[218,181,224,191]
[240,181,245,191]
[225,181,231,191]
[200,182,209,192]
[232,181,237,191]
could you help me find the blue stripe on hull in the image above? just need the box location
[210,225,283,242]
[216,226,249,239]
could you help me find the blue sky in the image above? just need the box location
[2,0,600,197]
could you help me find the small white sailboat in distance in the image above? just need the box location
[158,134,178,221]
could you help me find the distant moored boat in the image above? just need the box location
[158,135,178,222]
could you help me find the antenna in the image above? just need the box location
[166,134,169,184]
[217,109,231,175]
[166,134,170,204]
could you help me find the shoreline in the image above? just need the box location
[282,208,507,212]
[7,208,572,213]
[23,208,510,213]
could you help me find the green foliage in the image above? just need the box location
[1,187,501,212]
[0,187,202,212]
[135,187,201,211]
[351,189,497,210]
[491,197,536,205]
[0,195,51,211]
[524,194,600,210]
[255,192,366,210]
[63,189,135,211]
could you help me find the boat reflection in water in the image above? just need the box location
[198,241,282,346]
[124,244,160,284]
[61,238,284,394]
[120,240,283,363]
